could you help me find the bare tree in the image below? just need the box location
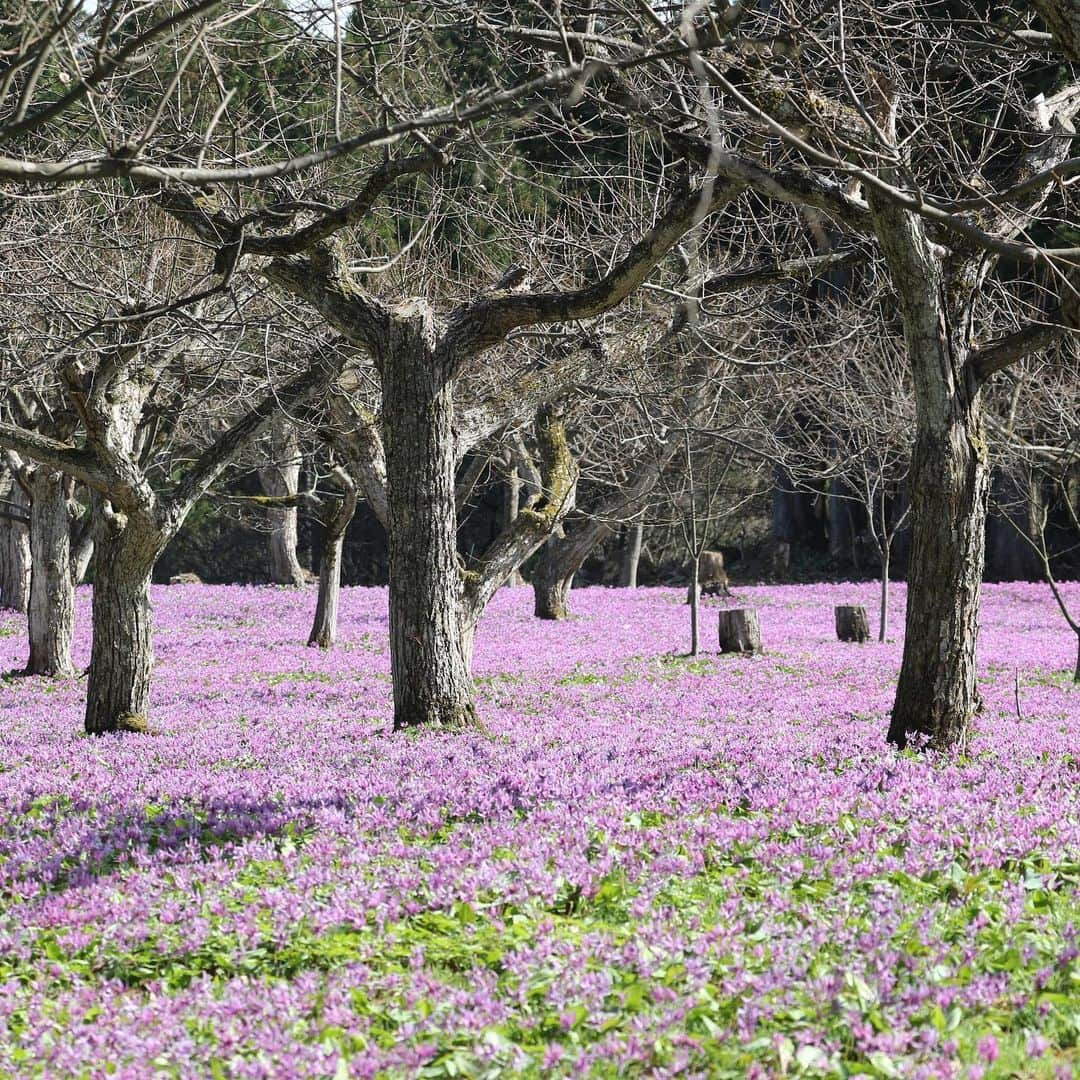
[993,356,1080,681]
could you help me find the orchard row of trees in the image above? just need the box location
[0,0,1077,751]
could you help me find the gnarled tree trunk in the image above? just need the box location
[308,467,357,649]
[260,418,307,586]
[381,311,477,730]
[0,477,30,612]
[25,470,76,676]
[532,530,591,620]
[85,505,163,734]
[873,197,988,752]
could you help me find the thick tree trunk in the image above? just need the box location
[835,605,870,643]
[532,538,576,619]
[381,314,477,730]
[85,510,162,734]
[619,521,643,587]
[718,609,762,654]
[873,197,988,752]
[25,470,76,676]
[260,419,306,586]
[0,480,30,613]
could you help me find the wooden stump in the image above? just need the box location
[835,605,870,643]
[718,608,761,654]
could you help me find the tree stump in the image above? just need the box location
[718,609,761,654]
[835,605,870,643]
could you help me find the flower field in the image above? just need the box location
[0,582,1076,1078]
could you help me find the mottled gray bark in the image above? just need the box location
[619,521,643,587]
[532,548,574,620]
[25,470,76,677]
[0,478,30,612]
[873,197,988,752]
[381,310,477,730]
[502,466,525,588]
[85,505,162,734]
[308,468,357,649]
[260,419,306,586]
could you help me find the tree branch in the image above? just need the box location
[968,310,1075,383]
[163,344,343,533]
[443,178,747,360]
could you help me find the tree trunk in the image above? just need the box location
[85,508,162,734]
[878,548,890,643]
[532,537,576,619]
[835,605,870,643]
[619,521,643,587]
[381,313,477,730]
[1074,632,1080,684]
[308,533,344,649]
[260,419,306,586]
[872,197,988,752]
[718,609,762,654]
[308,469,357,650]
[0,479,30,612]
[25,470,76,676]
[502,466,524,588]
[689,551,700,655]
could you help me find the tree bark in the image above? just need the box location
[689,550,701,655]
[0,478,30,612]
[24,470,76,676]
[532,526,598,620]
[260,419,307,586]
[872,197,988,752]
[878,548,890,643]
[85,506,162,734]
[502,466,525,588]
[718,609,762,654]
[381,311,477,730]
[835,604,870,643]
[619,521,643,587]
[532,562,572,619]
[308,468,357,649]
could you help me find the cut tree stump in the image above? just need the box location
[718,608,761,654]
[835,605,870,643]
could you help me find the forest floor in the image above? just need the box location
[0,583,1076,1078]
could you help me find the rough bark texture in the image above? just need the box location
[872,197,988,752]
[532,550,574,620]
[502,467,525,588]
[619,521,643,587]
[260,419,307,586]
[309,533,344,649]
[381,308,477,730]
[718,609,762,654]
[0,478,30,612]
[1033,0,1080,59]
[308,469,357,649]
[85,508,162,734]
[835,604,870,643]
[25,470,76,676]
